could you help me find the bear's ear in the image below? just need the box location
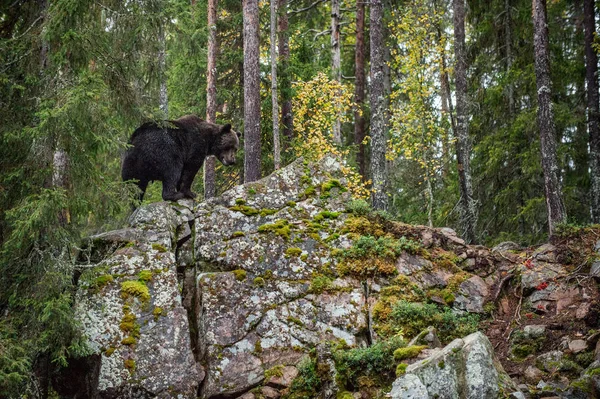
[220,124,232,134]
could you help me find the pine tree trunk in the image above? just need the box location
[331,0,342,144]
[278,0,293,140]
[370,0,388,211]
[158,23,168,118]
[532,0,567,234]
[453,0,477,243]
[271,0,281,169]
[505,0,514,115]
[243,0,261,182]
[354,0,367,180]
[204,0,218,198]
[584,0,600,223]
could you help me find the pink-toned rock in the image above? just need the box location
[261,386,281,399]
[524,365,544,384]
[266,366,299,389]
[576,302,591,319]
[236,392,256,399]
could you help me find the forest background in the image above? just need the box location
[0,0,599,396]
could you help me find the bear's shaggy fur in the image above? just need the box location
[122,114,240,201]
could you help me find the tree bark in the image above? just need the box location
[331,0,342,144]
[584,0,600,223]
[354,0,367,180]
[158,23,168,118]
[370,0,388,211]
[453,0,477,243]
[204,0,218,198]
[532,0,567,234]
[243,0,261,182]
[271,0,281,169]
[278,0,293,140]
[505,0,514,115]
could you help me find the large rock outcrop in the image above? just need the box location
[66,155,600,399]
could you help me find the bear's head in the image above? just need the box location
[213,124,240,166]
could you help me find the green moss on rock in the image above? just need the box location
[233,269,247,281]
[258,219,292,240]
[285,247,303,257]
[231,231,246,238]
[121,280,150,303]
[393,345,427,361]
[151,243,167,253]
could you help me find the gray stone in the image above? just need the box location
[532,243,558,263]
[591,261,600,279]
[569,339,588,354]
[390,332,515,399]
[523,325,546,339]
[492,241,521,252]
[509,392,526,399]
[74,208,200,397]
[390,374,429,399]
[453,275,490,313]
[536,351,564,373]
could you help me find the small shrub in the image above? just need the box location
[345,199,371,215]
[334,335,406,389]
[390,301,479,343]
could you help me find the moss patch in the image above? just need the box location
[285,247,303,257]
[258,219,292,240]
[231,231,246,238]
[121,280,150,303]
[138,269,153,282]
[230,205,260,216]
[396,363,408,377]
[233,269,247,281]
[393,345,427,361]
[151,243,167,253]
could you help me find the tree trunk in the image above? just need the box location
[331,0,342,144]
[243,0,261,182]
[532,0,567,234]
[453,0,477,243]
[584,0,600,223]
[505,0,514,115]
[204,0,218,198]
[271,0,281,169]
[370,0,388,211]
[158,23,168,118]
[354,0,367,180]
[278,0,293,140]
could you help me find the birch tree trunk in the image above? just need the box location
[271,0,281,169]
[584,0,600,223]
[331,0,342,144]
[453,0,477,243]
[370,0,388,211]
[532,0,567,234]
[243,0,262,182]
[354,0,367,180]
[204,0,218,198]
[278,0,293,140]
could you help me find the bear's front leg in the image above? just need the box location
[162,169,186,201]
[179,165,201,199]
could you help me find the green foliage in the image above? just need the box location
[390,301,479,343]
[343,236,421,260]
[287,356,322,398]
[333,335,406,389]
[345,199,371,216]
[393,345,427,361]
[258,219,292,240]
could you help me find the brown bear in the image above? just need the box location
[122,114,240,201]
